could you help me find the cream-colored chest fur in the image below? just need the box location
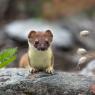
[28,46,53,69]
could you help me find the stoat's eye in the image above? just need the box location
[35,40,39,45]
[45,40,49,44]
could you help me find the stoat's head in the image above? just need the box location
[28,30,53,51]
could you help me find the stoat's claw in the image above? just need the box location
[46,67,54,74]
[29,68,37,73]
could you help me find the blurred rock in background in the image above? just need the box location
[79,60,95,77]
[4,19,74,48]
[60,15,95,50]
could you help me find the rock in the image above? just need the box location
[0,68,94,95]
[77,48,87,56]
[4,19,74,48]
[61,15,95,50]
[79,60,95,77]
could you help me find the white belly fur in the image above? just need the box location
[28,46,52,69]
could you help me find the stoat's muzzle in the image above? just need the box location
[34,40,50,51]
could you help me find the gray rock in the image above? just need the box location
[79,60,95,77]
[4,19,74,48]
[0,68,94,95]
[61,15,95,50]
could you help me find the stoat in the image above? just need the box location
[19,30,54,74]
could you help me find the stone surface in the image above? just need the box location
[79,60,95,77]
[0,68,95,95]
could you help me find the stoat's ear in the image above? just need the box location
[28,31,36,38]
[45,30,53,38]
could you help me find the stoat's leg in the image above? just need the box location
[46,56,54,74]
[46,66,54,74]
[26,64,38,73]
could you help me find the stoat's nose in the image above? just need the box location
[37,44,46,51]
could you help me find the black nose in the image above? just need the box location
[37,47,46,51]
[38,44,46,51]
[40,47,46,51]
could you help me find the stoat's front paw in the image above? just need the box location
[29,67,37,73]
[46,67,54,74]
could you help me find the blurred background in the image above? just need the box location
[1,0,95,74]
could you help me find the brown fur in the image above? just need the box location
[19,53,29,68]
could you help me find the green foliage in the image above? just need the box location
[0,48,17,68]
